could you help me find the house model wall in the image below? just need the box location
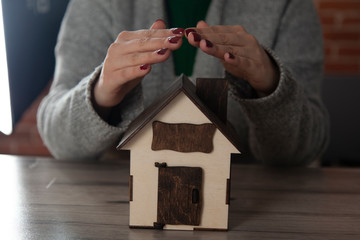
[117,75,241,231]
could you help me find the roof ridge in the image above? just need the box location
[117,74,242,153]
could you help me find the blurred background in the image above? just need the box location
[0,0,359,166]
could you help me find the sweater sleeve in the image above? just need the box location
[37,0,143,160]
[229,0,329,166]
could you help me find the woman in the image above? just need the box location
[37,0,329,165]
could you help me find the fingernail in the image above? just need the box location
[156,48,168,55]
[191,32,201,42]
[171,28,184,35]
[140,64,149,70]
[168,36,181,44]
[205,39,213,48]
[185,29,196,37]
[228,53,235,59]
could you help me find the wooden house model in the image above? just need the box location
[117,74,241,231]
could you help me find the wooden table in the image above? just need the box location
[1,154,359,240]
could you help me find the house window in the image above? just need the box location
[151,121,216,153]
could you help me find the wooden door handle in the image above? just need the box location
[192,189,199,204]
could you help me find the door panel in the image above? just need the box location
[157,166,202,226]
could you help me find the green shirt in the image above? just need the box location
[166,0,211,76]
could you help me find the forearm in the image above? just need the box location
[37,69,123,160]
[229,55,329,166]
[234,0,329,165]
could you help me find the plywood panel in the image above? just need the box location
[157,167,202,226]
[127,93,238,229]
[152,121,216,153]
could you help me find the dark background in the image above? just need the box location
[2,0,69,125]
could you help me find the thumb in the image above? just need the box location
[197,20,209,28]
[150,19,166,29]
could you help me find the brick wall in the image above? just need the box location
[0,0,359,157]
[314,0,360,74]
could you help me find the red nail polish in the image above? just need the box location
[140,64,149,70]
[205,40,213,48]
[171,28,184,35]
[156,48,168,55]
[228,53,235,59]
[191,32,201,42]
[168,36,181,44]
[185,29,196,37]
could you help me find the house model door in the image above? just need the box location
[156,165,203,227]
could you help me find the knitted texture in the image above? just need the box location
[37,0,329,165]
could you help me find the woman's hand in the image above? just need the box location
[186,21,279,97]
[93,20,184,119]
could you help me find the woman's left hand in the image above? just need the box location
[186,21,279,97]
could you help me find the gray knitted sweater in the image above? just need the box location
[37,0,329,165]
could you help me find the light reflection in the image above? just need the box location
[0,1,13,135]
[0,155,22,239]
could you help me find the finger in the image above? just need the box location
[151,19,184,35]
[185,26,248,48]
[222,54,276,94]
[100,66,150,107]
[198,25,247,34]
[203,32,250,46]
[110,34,183,55]
[222,54,253,80]
[104,65,151,91]
[187,32,202,47]
[187,31,244,49]
[223,52,250,67]
[188,30,251,49]
[185,25,247,41]
[198,39,252,62]
[150,19,166,29]
[128,35,183,52]
[124,48,172,69]
[223,52,257,75]
[185,22,213,39]
[196,20,209,28]
[151,19,185,35]
[116,28,184,43]
[114,64,152,85]
[107,47,172,70]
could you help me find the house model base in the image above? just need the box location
[117,75,241,231]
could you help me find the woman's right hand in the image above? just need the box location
[92,19,184,119]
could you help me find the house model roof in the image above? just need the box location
[117,74,242,152]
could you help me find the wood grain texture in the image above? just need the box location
[157,167,202,226]
[196,78,228,123]
[126,94,234,229]
[226,178,231,205]
[152,121,216,153]
[129,175,133,201]
[2,154,360,239]
[117,75,243,153]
